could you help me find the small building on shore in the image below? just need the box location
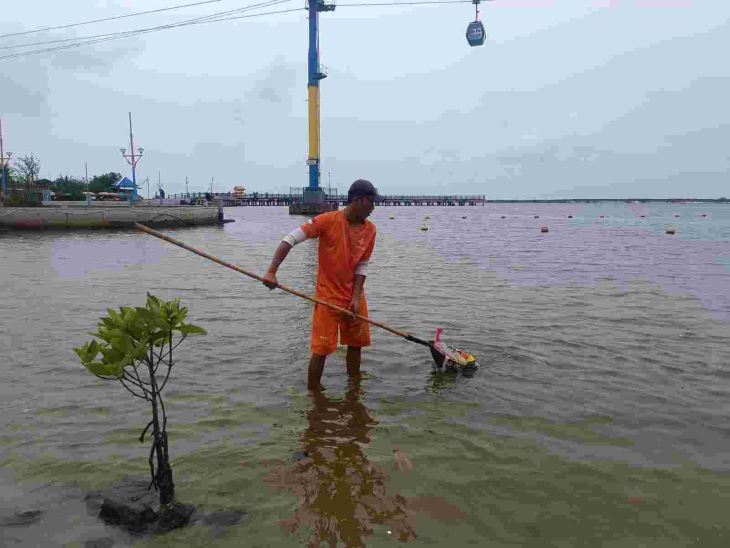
[113,176,141,201]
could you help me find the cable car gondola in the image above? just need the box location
[466,0,486,47]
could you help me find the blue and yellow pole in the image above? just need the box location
[307,0,321,191]
[0,118,8,204]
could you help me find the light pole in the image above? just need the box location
[0,119,12,206]
[120,112,143,200]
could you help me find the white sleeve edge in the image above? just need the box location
[355,260,369,276]
[283,227,309,247]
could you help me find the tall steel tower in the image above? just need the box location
[291,0,337,215]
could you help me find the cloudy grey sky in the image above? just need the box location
[1,0,728,198]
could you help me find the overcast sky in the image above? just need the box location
[1,0,728,198]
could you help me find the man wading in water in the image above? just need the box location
[263,179,381,391]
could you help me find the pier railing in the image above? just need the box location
[166,191,486,206]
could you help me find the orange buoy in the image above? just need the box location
[540,226,549,233]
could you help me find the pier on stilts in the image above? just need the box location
[168,192,487,207]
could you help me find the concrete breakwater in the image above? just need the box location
[0,204,225,230]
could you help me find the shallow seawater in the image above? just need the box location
[1,202,729,546]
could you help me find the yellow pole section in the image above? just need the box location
[308,85,320,160]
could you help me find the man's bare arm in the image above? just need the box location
[262,241,292,289]
[348,274,366,316]
[263,223,314,289]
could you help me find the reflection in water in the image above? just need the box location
[266,379,417,546]
[426,369,458,394]
[425,367,478,394]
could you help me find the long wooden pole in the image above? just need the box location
[134,223,429,345]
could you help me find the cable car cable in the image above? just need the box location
[0,0,485,61]
[0,0,230,40]
[0,0,290,51]
[0,0,293,59]
[0,6,300,62]
[337,1,471,7]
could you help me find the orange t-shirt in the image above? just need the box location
[300,210,376,307]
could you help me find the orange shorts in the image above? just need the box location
[310,298,371,356]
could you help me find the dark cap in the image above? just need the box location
[348,179,383,203]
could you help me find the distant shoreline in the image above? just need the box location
[482,198,728,204]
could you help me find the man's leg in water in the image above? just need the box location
[309,303,337,391]
[308,354,327,390]
[341,297,369,378]
[346,346,361,377]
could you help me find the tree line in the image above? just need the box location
[2,152,123,205]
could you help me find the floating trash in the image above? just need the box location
[432,328,478,371]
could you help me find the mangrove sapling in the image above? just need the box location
[74,293,206,509]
